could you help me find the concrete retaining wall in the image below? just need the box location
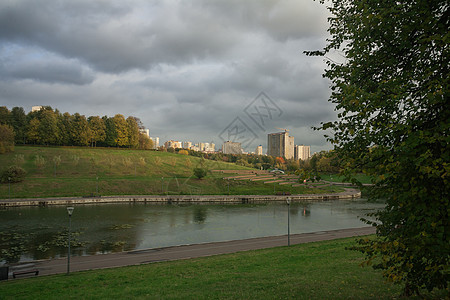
[0,189,361,207]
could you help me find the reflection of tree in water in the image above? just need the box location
[193,206,207,224]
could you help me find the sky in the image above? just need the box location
[0,0,336,154]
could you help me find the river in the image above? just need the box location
[0,198,384,263]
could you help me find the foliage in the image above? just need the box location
[126,116,140,149]
[0,124,15,154]
[1,106,146,149]
[88,116,106,147]
[193,167,207,179]
[308,0,449,296]
[178,149,189,155]
[113,114,129,147]
[138,133,153,150]
[1,165,27,183]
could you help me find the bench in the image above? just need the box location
[12,269,39,278]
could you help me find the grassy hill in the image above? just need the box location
[0,146,343,199]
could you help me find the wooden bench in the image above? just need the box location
[12,269,39,278]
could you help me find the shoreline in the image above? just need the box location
[0,188,361,207]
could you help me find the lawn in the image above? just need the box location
[1,236,445,299]
[0,146,344,199]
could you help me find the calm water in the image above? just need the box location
[0,198,384,263]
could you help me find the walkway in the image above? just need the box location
[9,227,375,278]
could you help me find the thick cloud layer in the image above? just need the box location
[0,0,335,153]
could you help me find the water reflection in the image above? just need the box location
[0,199,384,263]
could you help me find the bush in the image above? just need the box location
[193,168,207,179]
[1,166,27,183]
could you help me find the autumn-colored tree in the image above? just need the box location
[126,116,140,148]
[71,113,90,146]
[88,116,106,147]
[138,133,153,150]
[113,114,128,147]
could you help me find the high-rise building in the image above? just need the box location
[31,106,43,112]
[164,140,182,149]
[183,141,192,149]
[267,131,294,159]
[294,145,311,161]
[256,145,263,155]
[222,141,242,154]
[150,137,159,149]
[139,128,150,137]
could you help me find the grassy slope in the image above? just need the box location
[2,237,444,300]
[0,146,344,199]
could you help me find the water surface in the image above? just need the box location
[0,198,384,263]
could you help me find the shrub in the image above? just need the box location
[1,166,27,183]
[193,167,207,179]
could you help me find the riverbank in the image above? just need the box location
[0,188,361,207]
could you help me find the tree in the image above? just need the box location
[138,133,153,150]
[0,106,11,125]
[10,107,27,144]
[308,0,449,296]
[57,112,73,146]
[126,116,140,149]
[88,116,106,147]
[193,167,207,179]
[0,124,15,154]
[70,113,90,146]
[102,116,117,147]
[38,109,59,145]
[27,118,40,145]
[113,114,128,147]
[1,166,26,183]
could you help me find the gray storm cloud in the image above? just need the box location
[0,0,334,153]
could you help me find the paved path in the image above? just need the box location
[10,227,375,278]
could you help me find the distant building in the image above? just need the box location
[183,141,192,149]
[164,140,182,149]
[139,128,150,137]
[150,137,159,149]
[294,145,311,161]
[31,106,43,112]
[267,131,294,159]
[222,141,242,154]
[256,145,263,155]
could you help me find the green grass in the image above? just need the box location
[320,173,374,185]
[0,146,344,199]
[1,237,445,299]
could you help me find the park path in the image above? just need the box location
[9,227,375,279]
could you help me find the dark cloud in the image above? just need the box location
[0,0,334,153]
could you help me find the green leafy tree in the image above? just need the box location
[38,109,59,145]
[10,107,27,144]
[0,106,11,125]
[0,124,15,154]
[26,118,40,145]
[1,166,26,183]
[102,116,117,147]
[193,167,207,179]
[308,0,449,296]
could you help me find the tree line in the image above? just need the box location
[0,106,153,150]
